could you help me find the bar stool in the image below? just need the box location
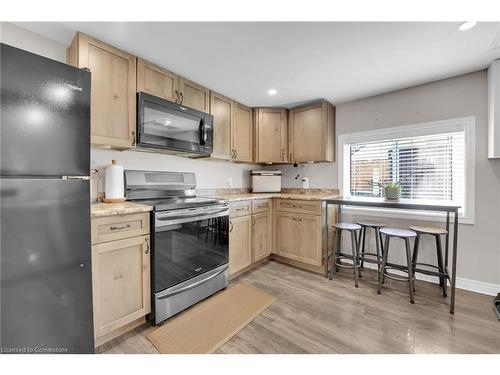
[410,225,448,297]
[330,223,362,287]
[377,228,417,304]
[356,220,386,279]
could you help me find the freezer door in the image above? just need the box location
[0,43,90,177]
[0,179,94,353]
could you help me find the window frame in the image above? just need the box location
[337,117,475,224]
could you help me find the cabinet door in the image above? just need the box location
[92,235,150,338]
[229,215,252,275]
[210,92,233,160]
[68,32,136,149]
[178,77,210,113]
[232,102,253,162]
[289,101,335,163]
[254,108,288,163]
[137,58,178,102]
[252,211,271,262]
[276,212,322,266]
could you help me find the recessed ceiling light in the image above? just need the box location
[458,21,477,31]
[268,89,277,96]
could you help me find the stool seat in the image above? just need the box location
[409,225,447,235]
[333,222,361,231]
[356,220,386,228]
[380,228,416,238]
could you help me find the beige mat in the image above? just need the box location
[146,283,275,354]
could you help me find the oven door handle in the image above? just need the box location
[156,207,228,222]
[157,264,229,300]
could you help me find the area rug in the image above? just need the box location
[146,283,275,353]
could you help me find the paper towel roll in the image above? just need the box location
[104,160,124,200]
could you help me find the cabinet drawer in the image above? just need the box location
[276,199,322,215]
[252,199,271,214]
[92,213,150,244]
[229,201,252,218]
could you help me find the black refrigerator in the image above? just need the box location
[0,43,94,353]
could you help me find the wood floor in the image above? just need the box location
[98,260,500,354]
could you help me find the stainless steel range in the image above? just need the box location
[124,170,229,324]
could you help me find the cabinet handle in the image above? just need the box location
[234,149,238,160]
[257,204,267,208]
[292,217,300,222]
[179,92,184,104]
[235,207,246,212]
[281,150,284,161]
[175,90,180,103]
[252,217,256,226]
[289,152,293,161]
[110,224,131,230]
[229,221,233,232]
[145,238,150,254]
[131,131,136,146]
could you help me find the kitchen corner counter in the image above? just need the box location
[210,192,340,202]
[90,202,153,218]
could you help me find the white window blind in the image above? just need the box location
[349,131,465,206]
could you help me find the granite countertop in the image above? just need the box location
[91,202,153,218]
[210,192,340,202]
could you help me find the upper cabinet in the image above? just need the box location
[288,101,335,163]
[68,32,137,149]
[178,77,210,113]
[210,91,233,160]
[253,108,288,163]
[137,58,178,102]
[232,103,253,162]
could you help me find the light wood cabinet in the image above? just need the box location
[232,102,253,162]
[253,108,288,163]
[275,211,322,266]
[210,92,233,160]
[252,211,271,262]
[178,77,210,112]
[91,235,150,342]
[229,215,252,275]
[68,32,137,149]
[288,101,335,163]
[137,58,178,102]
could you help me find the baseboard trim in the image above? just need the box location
[362,263,499,296]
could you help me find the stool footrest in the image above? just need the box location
[383,267,413,283]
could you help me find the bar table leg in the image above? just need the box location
[450,209,459,314]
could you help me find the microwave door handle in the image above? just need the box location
[198,119,206,146]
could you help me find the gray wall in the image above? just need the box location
[278,71,500,289]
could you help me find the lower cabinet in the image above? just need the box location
[252,211,271,262]
[275,210,322,266]
[229,215,252,275]
[91,213,150,347]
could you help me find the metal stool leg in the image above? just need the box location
[377,235,390,295]
[405,238,415,304]
[435,234,447,297]
[330,228,340,280]
[375,227,382,282]
[351,230,359,288]
[360,226,366,269]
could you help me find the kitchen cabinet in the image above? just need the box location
[229,214,252,275]
[178,77,210,113]
[91,213,150,347]
[253,108,288,163]
[210,91,234,160]
[67,32,137,149]
[137,58,178,102]
[288,100,335,163]
[252,211,271,262]
[232,102,253,162]
[275,211,322,266]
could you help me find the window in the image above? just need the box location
[338,117,475,224]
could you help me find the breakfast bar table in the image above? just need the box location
[324,196,461,314]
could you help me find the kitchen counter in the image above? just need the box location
[90,202,153,218]
[210,192,340,202]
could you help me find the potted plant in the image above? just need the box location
[383,182,401,200]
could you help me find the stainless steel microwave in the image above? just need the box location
[137,92,213,157]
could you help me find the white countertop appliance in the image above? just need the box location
[251,170,282,193]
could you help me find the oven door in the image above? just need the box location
[137,92,213,155]
[152,204,229,293]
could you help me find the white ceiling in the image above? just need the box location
[15,22,500,107]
